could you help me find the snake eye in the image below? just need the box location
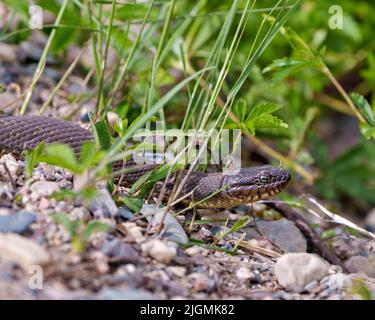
[259,175,269,184]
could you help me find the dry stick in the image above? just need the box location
[2,163,16,190]
[263,201,347,271]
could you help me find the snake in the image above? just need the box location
[0,115,291,208]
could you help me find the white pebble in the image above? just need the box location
[141,239,177,264]
[274,253,330,293]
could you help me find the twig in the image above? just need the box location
[2,163,16,190]
[238,239,281,258]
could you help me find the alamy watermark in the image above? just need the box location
[328,5,343,30]
[28,265,44,290]
[29,1,43,30]
[132,123,242,175]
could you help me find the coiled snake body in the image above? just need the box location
[0,115,291,208]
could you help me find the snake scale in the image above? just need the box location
[0,115,291,208]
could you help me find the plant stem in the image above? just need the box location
[320,64,366,123]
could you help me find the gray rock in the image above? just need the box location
[274,253,330,293]
[256,218,307,253]
[141,204,188,244]
[88,189,118,218]
[101,238,140,263]
[345,255,375,277]
[0,154,21,181]
[118,206,134,220]
[0,211,36,234]
[19,41,55,64]
[0,233,49,270]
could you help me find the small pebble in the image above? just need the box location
[121,222,144,241]
[118,207,134,220]
[166,266,187,278]
[185,246,206,257]
[236,267,254,280]
[30,181,60,198]
[188,272,215,292]
[141,239,177,264]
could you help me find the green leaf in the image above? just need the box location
[81,221,110,242]
[78,142,106,171]
[350,279,373,300]
[244,102,288,135]
[119,197,143,213]
[129,169,154,194]
[214,215,251,243]
[229,215,251,233]
[79,142,97,170]
[25,143,45,177]
[39,144,79,173]
[94,121,112,150]
[351,92,375,126]
[233,98,247,123]
[263,57,308,72]
[360,123,375,140]
[52,212,72,230]
[263,57,312,84]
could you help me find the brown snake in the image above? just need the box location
[0,115,291,208]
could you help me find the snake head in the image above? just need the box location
[217,165,291,206]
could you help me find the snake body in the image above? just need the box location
[0,115,291,208]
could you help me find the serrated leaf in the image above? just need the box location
[233,98,247,122]
[263,58,312,83]
[244,103,288,135]
[246,102,282,120]
[360,123,375,140]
